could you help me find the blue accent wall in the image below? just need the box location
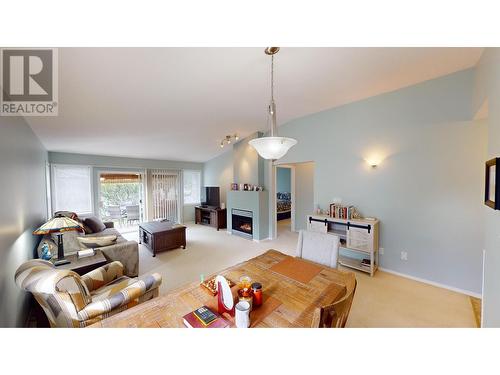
[266,68,485,295]
[277,167,291,193]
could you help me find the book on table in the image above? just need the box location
[182,306,230,328]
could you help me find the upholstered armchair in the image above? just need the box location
[15,259,162,328]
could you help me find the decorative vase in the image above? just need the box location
[40,242,52,260]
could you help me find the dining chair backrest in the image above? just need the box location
[311,272,357,328]
[296,230,339,269]
[126,205,140,221]
[107,205,122,219]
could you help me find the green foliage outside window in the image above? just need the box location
[100,182,141,217]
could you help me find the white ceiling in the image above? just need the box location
[25,47,483,163]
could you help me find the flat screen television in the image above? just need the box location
[205,186,220,208]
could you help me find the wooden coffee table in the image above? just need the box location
[139,221,187,257]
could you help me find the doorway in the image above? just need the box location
[273,162,315,238]
[97,171,146,234]
[275,165,295,234]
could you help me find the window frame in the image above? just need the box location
[183,169,202,205]
[50,163,94,216]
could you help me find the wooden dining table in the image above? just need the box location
[89,249,353,328]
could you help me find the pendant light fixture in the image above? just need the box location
[249,47,297,160]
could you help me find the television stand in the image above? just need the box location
[195,206,227,231]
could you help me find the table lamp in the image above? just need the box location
[33,214,84,266]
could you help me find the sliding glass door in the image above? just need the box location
[98,171,145,233]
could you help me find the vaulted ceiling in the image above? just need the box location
[24,47,483,162]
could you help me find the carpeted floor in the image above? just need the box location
[122,219,477,327]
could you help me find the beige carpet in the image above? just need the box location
[123,219,476,328]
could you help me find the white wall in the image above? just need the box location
[48,152,203,223]
[293,162,315,231]
[473,48,500,326]
[232,132,264,187]
[0,117,48,327]
[203,149,234,207]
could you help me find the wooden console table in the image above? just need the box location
[53,249,108,275]
[195,206,226,230]
[139,221,186,257]
[307,214,380,276]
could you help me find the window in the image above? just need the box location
[183,170,201,204]
[52,164,93,215]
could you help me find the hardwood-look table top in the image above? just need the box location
[90,249,353,328]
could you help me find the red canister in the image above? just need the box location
[251,282,263,307]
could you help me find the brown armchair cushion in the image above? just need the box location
[83,216,106,233]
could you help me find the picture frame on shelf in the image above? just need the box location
[485,157,500,210]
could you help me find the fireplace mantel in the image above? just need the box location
[226,191,269,241]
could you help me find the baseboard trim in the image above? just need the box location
[378,267,482,299]
[252,237,271,243]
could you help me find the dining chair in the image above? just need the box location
[106,205,122,224]
[311,272,357,328]
[126,205,140,224]
[296,229,339,268]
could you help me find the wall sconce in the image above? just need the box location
[219,134,239,148]
[365,157,382,168]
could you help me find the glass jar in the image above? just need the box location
[251,282,263,307]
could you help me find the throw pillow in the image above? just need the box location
[54,211,78,220]
[77,235,117,249]
[83,216,106,233]
[75,217,93,234]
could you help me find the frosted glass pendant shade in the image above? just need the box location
[249,136,298,160]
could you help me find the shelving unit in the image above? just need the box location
[307,214,380,276]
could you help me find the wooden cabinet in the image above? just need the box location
[195,208,201,223]
[307,214,380,276]
[347,226,373,252]
[308,218,328,233]
[139,221,186,257]
[195,206,227,231]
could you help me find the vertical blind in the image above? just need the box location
[150,169,180,222]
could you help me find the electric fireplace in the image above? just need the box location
[231,209,253,239]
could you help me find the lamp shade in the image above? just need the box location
[33,216,83,235]
[248,136,298,160]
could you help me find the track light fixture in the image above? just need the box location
[219,134,239,148]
